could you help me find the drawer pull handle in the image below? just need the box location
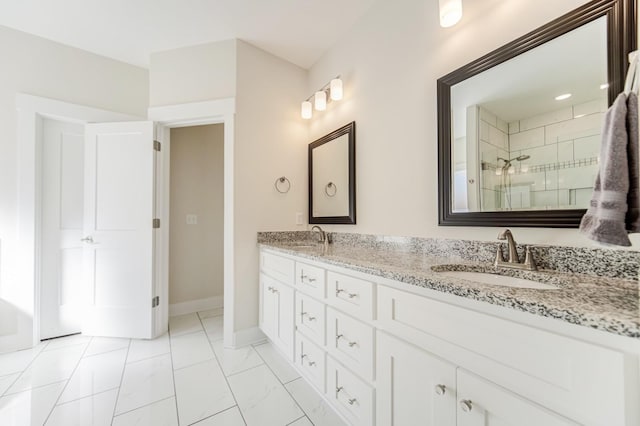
[336,287,357,298]
[336,386,343,394]
[308,361,316,366]
[301,312,317,321]
[336,334,343,342]
[434,384,446,396]
[301,354,307,360]
[459,400,473,413]
[267,286,275,293]
[348,341,357,347]
[300,273,317,283]
[348,398,357,405]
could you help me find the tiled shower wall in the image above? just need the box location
[479,99,605,211]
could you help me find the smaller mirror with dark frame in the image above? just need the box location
[437,0,636,228]
[309,122,356,224]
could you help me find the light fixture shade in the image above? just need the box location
[315,90,327,111]
[301,101,312,119]
[330,78,343,101]
[439,0,462,28]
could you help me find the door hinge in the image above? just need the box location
[153,218,160,229]
[152,296,160,308]
[153,140,161,152]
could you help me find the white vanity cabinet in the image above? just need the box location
[259,273,295,361]
[456,370,579,426]
[258,248,640,426]
[259,251,296,361]
[376,332,457,426]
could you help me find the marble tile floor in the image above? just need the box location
[0,308,347,426]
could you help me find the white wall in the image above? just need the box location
[0,25,148,351]
[149,40,236,107]
[234,40,308,331]
[307,0,640,248]
[169,125,224,305]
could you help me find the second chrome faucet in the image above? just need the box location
[494,229,537,271]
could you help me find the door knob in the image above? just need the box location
[80,236,94,243]
[434,384,446,396]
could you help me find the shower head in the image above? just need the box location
[515,155,530,161]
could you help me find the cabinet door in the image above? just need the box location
[377,332,456,426]
[457,370,579,426]
[272,282,295,361]
[259,274,277,341]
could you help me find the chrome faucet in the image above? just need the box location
[494,229,537,271]
[311,225,330,251]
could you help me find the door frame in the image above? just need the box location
[148,98,236,349]
[16,94,142,348]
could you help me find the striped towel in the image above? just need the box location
[579,92,639,246]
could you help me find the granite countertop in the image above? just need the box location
[258,239,640,339]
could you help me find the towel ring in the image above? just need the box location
[274,176,291,193]
[325,182,337,197]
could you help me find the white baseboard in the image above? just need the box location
[232,326,266,348]
[169,296,223,317]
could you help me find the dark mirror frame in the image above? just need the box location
[437,0,636,228]
[309,121,356,224]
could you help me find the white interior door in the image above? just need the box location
[40,118,85,340]
[82,121,156,339]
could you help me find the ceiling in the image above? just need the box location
[0,0,376,69]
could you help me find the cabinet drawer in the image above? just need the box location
[377,285,629,426]
[295,262,326,299]
[295,292,326,346]
[261,251,294,285]
[326,307,374,382]
[295,332,326,392]
[457,369,578,426]
[327,271,374,321]
[326,356,374,426]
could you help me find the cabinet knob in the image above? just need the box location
[348,398,357,405]
[459,400,473,412]
[434,384,446,396]
[308,361,316,366]
[348,341,357,347]
[336,288,345,296]
[267,286,274,292]
[347,292,358,299]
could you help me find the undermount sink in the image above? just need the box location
[432,267,561,290]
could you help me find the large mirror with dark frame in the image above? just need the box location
[438,0,636,227]
[309,121,356,224]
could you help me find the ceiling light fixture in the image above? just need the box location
[439,0,463,28]
[300,76,343,119]
[555,93,572,101]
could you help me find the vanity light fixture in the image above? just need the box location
[330,78,343,101]
[315,90,327,111]
[300,76,343,119]
[555,93,572,101]
[301,101,313,119]
[439,0,463,28]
